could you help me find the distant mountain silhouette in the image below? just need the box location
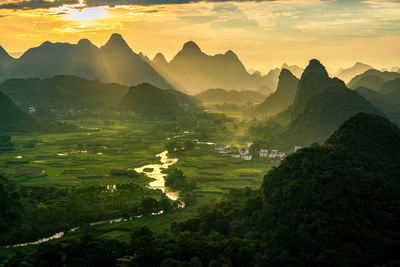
[119,83,183,119]
[291,59,345,116]
[254,69,299,116]
[336,62,374,84]
[195,88,265,105]
[262,64,303,90]
[3,34,172,89]
[0,91,38,132]
[154,41,268,94]
[2,36,283,93]
[348,69,400,91]
[152,53,168,68]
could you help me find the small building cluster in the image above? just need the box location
[213,143,301,161]
[259,149,286,159]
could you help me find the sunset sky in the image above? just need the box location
[0,0,400,73]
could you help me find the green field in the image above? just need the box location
[0,116,276,250]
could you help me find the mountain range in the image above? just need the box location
[2,34,173,90]
[0,34,287,95]
[250,59,386,149]
[348,69,400,92]
[152,41,269,94]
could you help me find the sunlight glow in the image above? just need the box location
[66,6,107,21]
[51,0,108,22]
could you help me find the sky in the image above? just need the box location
[0,0,400,73]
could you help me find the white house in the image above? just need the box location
[240,148,249,155]
[215,144,230,154]
[269,150,279,158]
[278,152,286,158]
[259,149,268,158]
[28,107,36,113]
[246,142,253,148]
[244,155,252,160]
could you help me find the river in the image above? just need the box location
[5,150,180,248]
[134,150,179,201]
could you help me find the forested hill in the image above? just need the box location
[0,91,38,132]
[119,83,184,119]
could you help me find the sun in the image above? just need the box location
[66,6,108,21]
[52,0,108,22]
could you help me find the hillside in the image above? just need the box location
[0,75,129,115]
[278,86,384,148]
[348,69,400,91]
[195,88,265,105]
[291,59,345,116]
[119,83,183,119]
[0,46,14,69]
[0,91,38,132]
[381,77,400,94]
[254,69,299,116]
[262,113,400,266]
[326,113,400,164]
[356,86,400,124]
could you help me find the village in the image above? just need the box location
[213,142,302,161]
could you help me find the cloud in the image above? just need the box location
[0,0,78,10]
[0,0,276,10]
[210,3,259,29]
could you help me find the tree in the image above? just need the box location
[183,140,195,151]
[130,226,154,251]
[140,197,160,215]
[166,140,180,154]
[0,135,13,151]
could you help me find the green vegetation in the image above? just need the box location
[3,113,398,266]
[0,75,128,118]
[249,60,385,150]
[119,83,184,119]
[0,91,38,132]
[0,135,13,151]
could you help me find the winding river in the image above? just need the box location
[134,150,180,201]
[6,150,180,248]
